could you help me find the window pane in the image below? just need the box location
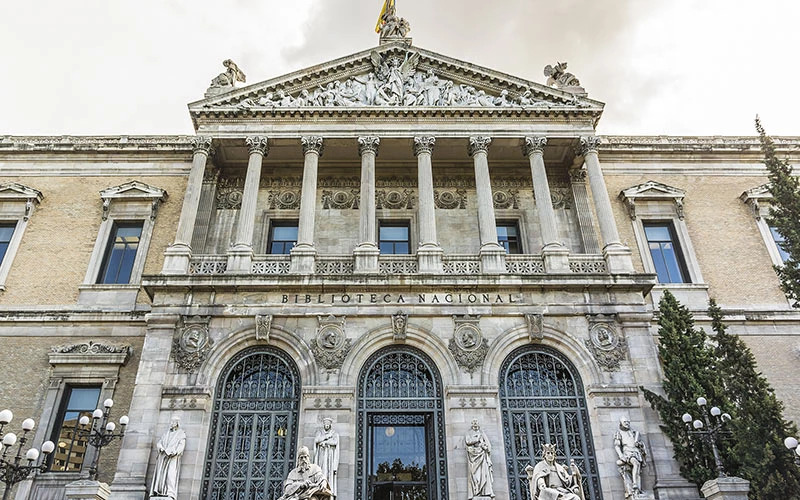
[0,224,15,264]
[770,226,790,263]
[380,242,394,254]
[645,223,687,283]
[67,387,102,411]
[50,386,101,472]
[380,226,408,240]
[395,243,409,254]
[644,225,671,242]
[268,222,298,255]
[272,226,298,240]
[98,222,143,284]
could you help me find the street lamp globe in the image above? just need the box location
[682,413,693,424]
[41,441,55,454]
[21,418,35,431]
[103,399,114,409]
[92,409,103,419]
[0,409,12,425]
[3,433,17,447]
[79,416,90,426]
[784,437,798,450]
[25,448,39,461]
[696,397,707,407]
[693,420,704,430]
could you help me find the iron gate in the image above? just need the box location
[202,347,300,500]
[499,346,602,500]
[356,346,448,500]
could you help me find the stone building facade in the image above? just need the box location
[0,34,798,500]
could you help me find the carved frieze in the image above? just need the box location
[434,189,467,209]
[322,189,360,209]
[392,311,408,341]
[172,316,213,372]
[255,314,272,342]
[584,316,627,371]
[449,315,489,372]
[216,177,244,209]
[376,189,415,209]
[311,315,352,370]
[268,190,302,210]
[533,186,573,209]
[493,189,519,209]
[51,341,130,355]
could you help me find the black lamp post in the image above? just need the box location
[0,409,55,500]
[75,398,128,481]
[681,396,732,478]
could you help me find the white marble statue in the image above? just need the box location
[150,417,186,500]
[465,419,495,499]
[209,59,246,89]
[525,444,585,500]
[314,418,340,497]
[278,446,333,500]
[614,416,647,499]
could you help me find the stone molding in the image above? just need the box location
[619,181,686,220]
[49,341,132,366]
[99,181,168,221]
[524,313,544,342]
[0,182,43,220]
[739,183,772,220]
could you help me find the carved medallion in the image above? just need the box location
[525,313,544,342]
[216,177,244,209]
[376,189,415,209]
[449,315,489,372]
[255,314,272,342]
[434,189,467,209]
[172,317,213,372]
[311,315,352,369]
[392,311,408,341]
[584,319,627,371]
[268,190,302,209]
[493,189,519,209]
[322,189,360,209]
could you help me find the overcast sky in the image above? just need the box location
[1,0,798,137]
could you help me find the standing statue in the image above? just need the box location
[614,416,647,499]
[150,417,186,500]
[525,443,585,500]
[278,446,333,500]
[465,420,495,499]
[314,418,340,497]
[377,1,411,40]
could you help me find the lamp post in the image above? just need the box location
[0,409,56,500]
[783,436,800,465]
[681,396,732,478]
[75,399,128,481]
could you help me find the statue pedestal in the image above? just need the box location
[700,477,750,500]
[65,480,111,500]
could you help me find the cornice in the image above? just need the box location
[599,135,800,153]
[0,135,195,153]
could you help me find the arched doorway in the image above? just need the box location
[356,346,448,500]
[201,346,301,500]
[499,345,602,500]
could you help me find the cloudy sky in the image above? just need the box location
[1,0,797,137]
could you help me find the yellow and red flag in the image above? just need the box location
[375,0,395,33]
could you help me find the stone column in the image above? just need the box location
[579,136,634,273]
[414,136,443,273]
[354,136,380,273]
[569,168,601,254]
[469,136,506,273]
[291,136,323,274]
[162,137,213,274]
[524,136,570,272]
[110,314,179,500]
[227,136,268,273]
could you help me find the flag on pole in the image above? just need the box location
[375,0,395,33]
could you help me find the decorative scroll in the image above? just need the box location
[321,189,360,209]
[493,189,519,209]
[268,190,301,209]
[376,189,415,209]
[434,189,467,209]
[52,341,130,355]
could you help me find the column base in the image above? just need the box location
[65,480,111,500]
[354,243,380,273]
[226,244,254,274]
[542,243,570,273]
[701,477,750,500]
[290,244,317,274]
[161,243,192,275]
[417,244,444,274]
[603,243,635,273]
[479,243,506,274]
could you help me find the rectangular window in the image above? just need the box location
[49,386,101,472]
[268,221,298,254]
[496,221,522,254]
[769,225,790,263]
[379,221,410,255]
[644,222,689,283]
[0,223,15,265]
[97,222,143,284]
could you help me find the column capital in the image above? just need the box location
[413,136,436,156]
[576,136,601,156]
[190,136,214,156]
[245,136,269,156]
[301,136,324,156]
[523,136,547,157]
[358,136,380,156]
[468,136,492,157]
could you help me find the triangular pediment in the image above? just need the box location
[100,181,167,201]
[740,183,772,201]
[190,43,604,119]
[619,181,685,201]
[0,182,43,203]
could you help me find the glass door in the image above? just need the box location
[368,413,430,500]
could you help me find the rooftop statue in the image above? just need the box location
[544,62,582,90]
[377,0,411,41]
[206,59,246,97]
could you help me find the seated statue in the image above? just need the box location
[277,446,333,500]
[525,444,585,500]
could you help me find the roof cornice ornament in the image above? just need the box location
[544,62,586,96]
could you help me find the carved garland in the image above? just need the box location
[449,315,489,372]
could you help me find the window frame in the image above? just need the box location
[496,219,523,254]
[741,184,789,268]
[266,219,299,255]
[642,221,690,284]
[47,385,102,473]
[96,221,145,284]
[378,219,412,255]
[0,182,43,291]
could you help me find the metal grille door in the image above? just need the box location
[202,347,300,500]
[499,346,602,500]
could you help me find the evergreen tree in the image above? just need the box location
[756,117,800,307]
[642,290,728,488]
[709,299,800,499]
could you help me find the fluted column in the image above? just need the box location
[354,136,380,273]
[579,136,634,273]
[162,136,213,274]
[291,136,323,274]
[524,136,570,272]
[414,136,443,273]
[469,136,506,273]
[569,168,601,254]
[227,136,268,273]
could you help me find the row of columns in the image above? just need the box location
[161,135,633,275]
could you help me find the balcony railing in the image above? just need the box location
[442,254,481,275]
[505,255,545,274]
[188,255,228,275]
[569,254,608,273]
[379,255,418,275]
[251,255,291,275]
[315,255,355,275]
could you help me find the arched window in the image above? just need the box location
[202,347,300,500]
[356,346,448,500]
[500,346,602,500]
